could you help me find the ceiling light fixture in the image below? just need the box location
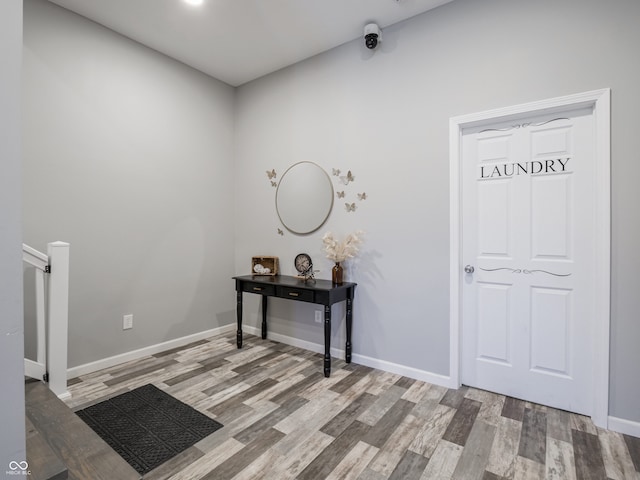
[183,0,203,6]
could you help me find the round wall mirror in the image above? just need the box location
[276,162,334,234]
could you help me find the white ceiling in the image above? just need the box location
[46,0,453,86]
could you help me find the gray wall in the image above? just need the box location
[22,0,237,368]
[20,0,640,426]
[235,0,640,423]
[1,0,26,471]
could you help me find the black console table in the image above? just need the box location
[233,275,356,377]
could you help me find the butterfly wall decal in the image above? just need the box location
[271,181,277,187]
[332,168,341,176]
[339,170,355,185]
[345,202,357,212]
[357,192,367,201]
[277,228,284,236]
[336,191,345,199]
[266,169,276,180]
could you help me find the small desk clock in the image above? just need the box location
[294,253,315,281]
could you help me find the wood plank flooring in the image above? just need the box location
[26,380,139,480]
[62,331,640,480]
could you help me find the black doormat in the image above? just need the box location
[76,384,223,475]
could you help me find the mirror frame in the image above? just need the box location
[275,161,334,235]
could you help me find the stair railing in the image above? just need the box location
[22,242,70,400]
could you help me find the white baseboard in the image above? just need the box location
[67,324,235,379]
[351,352,457,389]
[69,323,455,391]
[608,415,640,438]
[243,325,455,389]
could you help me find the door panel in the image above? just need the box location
[530,286,572,376]
[476,282,511,365]
[531,125,572,158]
[531,176,572,259]
[478,180,512,257]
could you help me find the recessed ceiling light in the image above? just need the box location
[184,0,203,6]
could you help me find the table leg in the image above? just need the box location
[261,295,268,339]
[345,294,353,364]
[236,290,243,349]
[324,305,331,377]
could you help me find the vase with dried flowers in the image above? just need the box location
[321,230,364,285]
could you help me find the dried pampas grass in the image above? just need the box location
[322,230,364,263]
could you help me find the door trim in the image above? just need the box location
[449,89,611,427]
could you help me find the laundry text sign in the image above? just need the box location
[479,158,571,179]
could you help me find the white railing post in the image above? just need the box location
[47,241,70,399]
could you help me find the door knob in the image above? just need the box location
[464,265,475,274]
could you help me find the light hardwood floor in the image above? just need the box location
[64,331,640,480]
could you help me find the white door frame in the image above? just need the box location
[449,89,611,428]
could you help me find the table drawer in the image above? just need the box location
[243,283,276,296]
[280,286,314,302]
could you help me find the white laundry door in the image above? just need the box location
[461,107,596,415]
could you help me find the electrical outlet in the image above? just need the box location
[123,314,133,330]
[315,310,323,323]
